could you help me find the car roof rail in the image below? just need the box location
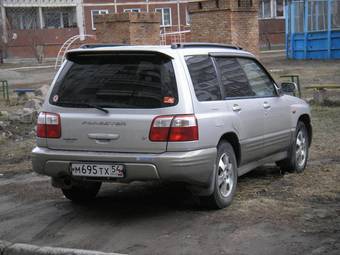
[170,42,242,50]
[79,43,127,49]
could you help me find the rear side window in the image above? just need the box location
[214,57,255,98]
[185,56,221,101]
[50,52,178,109]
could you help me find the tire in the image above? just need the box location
[200,141,238,209]
[277,121,309,173]
[62,181,101,203]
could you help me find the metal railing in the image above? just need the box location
[55,34,95,69]
[160,30,191,45]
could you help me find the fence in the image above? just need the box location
[286,0,340,59]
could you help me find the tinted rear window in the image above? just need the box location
[50,52,178,109]
[185,56,222,101]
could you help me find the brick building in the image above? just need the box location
[0,0,285,59]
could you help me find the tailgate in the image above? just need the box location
[47,110,166,153]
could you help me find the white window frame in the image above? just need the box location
[91,9,109,30]
[123,8,141,13]
[155,7,172,27]
[259,0,273,19]
[258,0,285,20]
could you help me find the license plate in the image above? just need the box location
[70,163,125,178]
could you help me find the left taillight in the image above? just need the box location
[149,114,198,142]
[37,112,61,138]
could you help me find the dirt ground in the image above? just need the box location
[261,51,340,101]
[0,53,339,254]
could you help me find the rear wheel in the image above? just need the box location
[62,181,101,203]
[277,121,309,173]
[200,142,238,209]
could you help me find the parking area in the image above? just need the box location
[0,156,339,254]
[0,52,339,255]
[0,106,339,255]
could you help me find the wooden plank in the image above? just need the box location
[305,84,340,90]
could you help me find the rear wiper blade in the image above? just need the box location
[57,102,109,114]
[86,103,109,114]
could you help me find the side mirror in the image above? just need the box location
[280,82,297,95]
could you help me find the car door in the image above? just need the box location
[213,56,265,164]
[238,58,292,156]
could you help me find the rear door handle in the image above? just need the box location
[232,104,242,112]
[88,133,120,140]
[263,102,271,109]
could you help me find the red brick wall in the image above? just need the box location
[5,28,79,58]
[259,18,285,48]
[230,10,259,55]
[190,9,232,44]
[189,0,260,55]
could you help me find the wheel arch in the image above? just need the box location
[298,114,312,146]
[219,132,241,167]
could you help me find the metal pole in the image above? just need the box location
[114,0,117,13]
[304,0,308,58]
[285,3,289,58]
[38,7,44,29]
[291,2,295,58]
[327,0,332,58]
[1,4,7,44]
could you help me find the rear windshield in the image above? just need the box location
[50,52,178,109]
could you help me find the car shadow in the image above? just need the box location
[60,181,202,221]
[239,164,283,181]
[61,165,283,217]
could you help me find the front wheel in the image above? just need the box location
[62,181,101,203]
[200,142,238,209]
[277,121,309,173]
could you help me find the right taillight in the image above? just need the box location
[37,112,61,138]
[149,115,198,142]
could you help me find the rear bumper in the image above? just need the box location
[31,147,216,187]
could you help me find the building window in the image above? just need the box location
[275,0,284,17]
[6,8,39,30]
[259,0,285,19]
[91,9,109,30]
[43,7,77,29]
[155,8,171,27]
[124,8,141,13]
[238,0,253,8]
[259,0,272,18]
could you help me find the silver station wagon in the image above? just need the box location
[32,43,312,209]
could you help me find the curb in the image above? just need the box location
[0,240,125,255]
